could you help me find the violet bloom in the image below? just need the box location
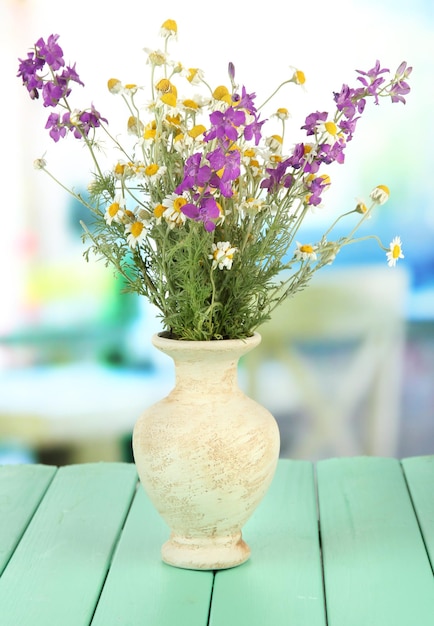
[205,107,246,143]
[306,176,331,206]
[181,195,220,231]
[207,148,240,197]
[176,153,212,195]
[41,80,66,107]
[45,111,69,142]
[356,60,389,104]
[235,86,257,116]
[260,159,294,194]
[79,105,108,136]
[17,53,45,97]
[301,111,327,136]
[389,62,412,105]
[35,34,64,71]
[244,116,265,145]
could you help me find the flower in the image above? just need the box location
[386,236,405,267]
[17,21,412,341]
[209,241,238,270]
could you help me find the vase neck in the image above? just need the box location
[151,334,262,395]
[174,356,240,394]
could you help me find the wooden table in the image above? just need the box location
[1,457,433,625]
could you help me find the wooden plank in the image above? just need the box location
[209,459,326,626]
[0,464,56,575]
[91,485,214,626]
[402,456,434,571]
[317,457,434,626]
[0,463,137,626]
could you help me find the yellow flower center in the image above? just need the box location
[131,222,144,238]
[108,202,120,217]
[213,85,232,104]
[107,78,121,93]
[145,164,159,176]
[293,70,306,85]
[324,121,338,136]
[377,184,390,196]
[124,83,137,90]
[300,244,314,254]
[161,19,177,34]
[165,114,181,126]
[161,92,177,107]
[143,128,156,140]
[187,68,199,83]
[155,78,172,94]
[392,244,401,259]
[154,204,165,218]
[114,163,125,176]
[182,99,199,110]
[173,197,187,212]
[188,124,206,139]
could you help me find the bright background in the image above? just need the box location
[0,0,433,463]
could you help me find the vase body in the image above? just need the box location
[132,332,280,570]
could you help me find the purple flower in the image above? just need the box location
[41,80,66,107]
[181,195,220,231]
[260,159,294,194]
[79,105,108,135]
[35,34,64,71]
[17,52,45,97]
[356,60,389,104]
[45,111,69,142]
[62,63,84,87]
[176,153,212,195]
[205,107,246,143]
[306,176,329,206]
[319,140,346,165]
[234,86,257,116]
[301,111,327,136]
[244,116,265,145]
[389,65,412,104]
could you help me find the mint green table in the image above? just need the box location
[0,457,433,625]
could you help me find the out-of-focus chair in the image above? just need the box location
[241,265,409,459]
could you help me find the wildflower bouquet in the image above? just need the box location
[17,19,412,340]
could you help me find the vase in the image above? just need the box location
[132,332,280,570]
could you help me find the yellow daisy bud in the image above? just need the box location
[160,19,177,37]
[107,78,122,94]
[370,184,390,205]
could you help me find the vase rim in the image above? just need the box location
[152,331,261,354]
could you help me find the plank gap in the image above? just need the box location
[400,460,434,576]
[206,573,217,626]
[315,464,329,626]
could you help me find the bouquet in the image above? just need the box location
[17,19,412,340]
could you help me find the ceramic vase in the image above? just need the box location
[132,332,280,570]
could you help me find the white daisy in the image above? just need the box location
[209,242,237,270]
[162,193,188,228]
[294,242,318,261]
[125,219,148,249]
[104,194,126,225]
[386,236,404,267]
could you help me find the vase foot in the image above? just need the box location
[161,532,251,570]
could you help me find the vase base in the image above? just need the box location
[161,532,251,570]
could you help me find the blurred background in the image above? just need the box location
[0,0,433,465]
